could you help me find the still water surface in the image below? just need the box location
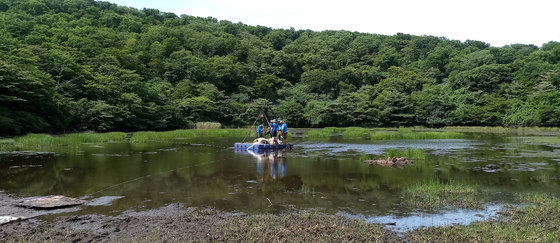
[1,133,559,220]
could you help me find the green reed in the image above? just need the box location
[342,127,370,138]
[130,129,247,143]
[195,122,222,129]
[404,179,482,210]
[14,132,127,146]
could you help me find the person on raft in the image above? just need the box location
[256,124,264,138]
[279,120,288,144]
[270,119,279,144]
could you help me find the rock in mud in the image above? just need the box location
[0,216,24,225]
[18,195,86,209]
[364,157,414,168]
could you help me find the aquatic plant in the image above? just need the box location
[195,122,222,129]
[409,194,560,242]
[304,127,465,140]
[385,148,426,159]
[444,126,560,136]
[14,132,127,146]
[404,180,482,210]
[369,130,465,140]
[130,129,247,143]
[14,133,54,145]
[59,132,127,144]
[342,127,370,138]
[303,127,345,138]
[0,139,15,151]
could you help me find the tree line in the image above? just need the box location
[1,0,560,135]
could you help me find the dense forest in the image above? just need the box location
[1,0,560,135]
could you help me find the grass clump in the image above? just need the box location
[59,132,127,144]
[130,129,246,143]
[369,130,465,140]
[14,133,54,145]
[342,127,369,138]
[14,132,127,146]
[444,126,560,136]
[303,127,344,138]
[195,122,222,129]
[409,194,560,242]
[404,180,482,210]
[386,148,426,159]
[0,139,15,151]
[304,127,465,140]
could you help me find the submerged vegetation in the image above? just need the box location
[404,180,482,210]
[409,194,560,242]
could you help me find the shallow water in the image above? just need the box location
[1,133,559,226]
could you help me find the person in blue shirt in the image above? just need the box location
[270,119,278,138]
[256,124,263,138]
[279,120,288,144]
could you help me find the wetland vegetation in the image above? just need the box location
[404,180,482,210]
[1,127,559,241]
[409,194,560,242]
[304,127,465,140]
[1,0,560,241]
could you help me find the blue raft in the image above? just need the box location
[234,143,293,151]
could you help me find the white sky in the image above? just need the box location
[105,0,560,47]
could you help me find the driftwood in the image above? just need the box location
[18,195,86,209]
[364,157,414,167]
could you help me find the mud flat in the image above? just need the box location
[2,192,560,242]
[1,198,398,242]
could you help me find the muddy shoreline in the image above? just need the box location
[3,192,559,242]
[1,193,400,242]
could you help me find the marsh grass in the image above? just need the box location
[0,139,15,151]
[404,180,482,210]
[409,194,560,242]
[14,132,127,146]
[305,127,464,140]
[444,126,560,136]
[386,148,426,159]
[130,129,246,143]
[342,127,370,138]
[303,127,345,138]
[195,122,222,129]
[369,130,464,140]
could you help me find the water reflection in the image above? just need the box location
[1,135,560,217]
[247,150,288,181]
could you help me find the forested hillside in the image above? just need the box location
[1,0,560,135]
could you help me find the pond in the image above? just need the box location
[1,131,559,225]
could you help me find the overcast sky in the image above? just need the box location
[105,0,559,47]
